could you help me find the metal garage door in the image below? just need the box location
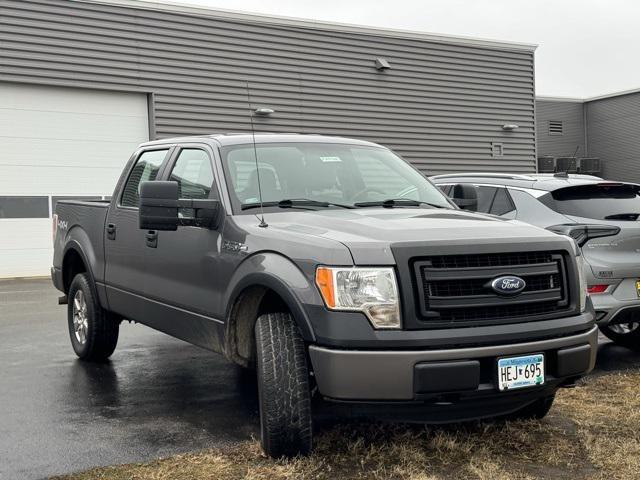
[0,83,149,278]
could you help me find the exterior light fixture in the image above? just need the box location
[375,58,391,71]
[502,124,519,131]
[254,108,275,115]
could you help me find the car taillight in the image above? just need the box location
[587,285,608,294]
[546,224,621,248]
[52,214,58,244]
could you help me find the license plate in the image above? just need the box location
[498,354,544,391]
[636,280,640,298]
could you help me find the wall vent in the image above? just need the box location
[491,142,504,157]
[548,120,564,135]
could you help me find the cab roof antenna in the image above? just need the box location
[246,80,268,228]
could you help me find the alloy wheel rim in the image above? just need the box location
[609,323,640,335]
[72,290,88,344]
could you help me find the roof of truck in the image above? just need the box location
[141,133,381,148]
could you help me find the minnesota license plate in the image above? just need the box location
[498,354,544,391]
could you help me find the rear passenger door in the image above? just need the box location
[104,147,172,317]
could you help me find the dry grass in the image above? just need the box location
[56,371,640,480]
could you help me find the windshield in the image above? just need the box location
[220,142,453,213]
[545,183,640,220]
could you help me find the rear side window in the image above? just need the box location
[475,186,498,213]
[450,184,515,216]
[490,188,516,216]
[547,184,640,220]
[120,149,168,208]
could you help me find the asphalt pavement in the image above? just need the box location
[1,278,639,479]
[0,278,259,480]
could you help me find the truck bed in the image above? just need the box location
[52,199,110,286]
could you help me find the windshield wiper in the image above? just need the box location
[604,213,640,220]
[353,198,448,209]
[241,198,354,210]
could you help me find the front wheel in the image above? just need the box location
[255,312,313,458]
[67,273,119,361]
[599,322,640,350]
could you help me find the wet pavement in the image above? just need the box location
[0,278,259,480]
[1,278,640,479]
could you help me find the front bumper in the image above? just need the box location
[309,325,598,402]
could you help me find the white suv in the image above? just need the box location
[432,172,640,350]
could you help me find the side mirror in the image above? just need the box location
[139,181,222,231]
[451,184,478,211]
[452,197,478,210]
[139,181,179,231]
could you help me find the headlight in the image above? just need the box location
[576,253,587,313]
[315,267,400,329]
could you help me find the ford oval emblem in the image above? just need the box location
[491,276,526,296]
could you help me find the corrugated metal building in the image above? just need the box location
[536,90,640,183]
[0,0,537,276]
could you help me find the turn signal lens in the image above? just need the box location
[315,267,336,308]
[315,266,401,329]
[587,285,608,294]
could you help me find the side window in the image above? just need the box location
[438,184,452,196]
[120,149,168,208]
[169,149,215,200]
[169,148,215,218]
[475,186,498,213]
[490,188,516,216]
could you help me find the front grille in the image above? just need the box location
[429,251,553,269]
[414,251,571,328]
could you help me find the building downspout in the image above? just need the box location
[582,101,589,156]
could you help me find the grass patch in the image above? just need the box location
[55,371,640,480]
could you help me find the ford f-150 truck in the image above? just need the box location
[52,134,598,458]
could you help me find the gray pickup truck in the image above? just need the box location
[52,134,598,457]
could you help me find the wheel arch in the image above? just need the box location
[223,253,318,367]
[61,241,95,294]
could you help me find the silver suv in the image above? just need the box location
[431,172,640,349]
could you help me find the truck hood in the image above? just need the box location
[261,207,566,264]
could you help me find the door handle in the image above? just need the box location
[145,230,158,248]
[106,223,116,240]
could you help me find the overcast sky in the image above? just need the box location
[154,0,639,98]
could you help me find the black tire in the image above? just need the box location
[511,394,555,421]
[599,323,640,350]
[255,312,312,458]
[67,273,119,361]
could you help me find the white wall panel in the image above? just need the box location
[0,83,148,277]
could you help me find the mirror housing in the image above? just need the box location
[139,181,179,231]
[139,181,221,231]
[451,184,478,211]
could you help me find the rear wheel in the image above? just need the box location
[67,273,119,361]
[255,312,313,458]
[599,323,640,350]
